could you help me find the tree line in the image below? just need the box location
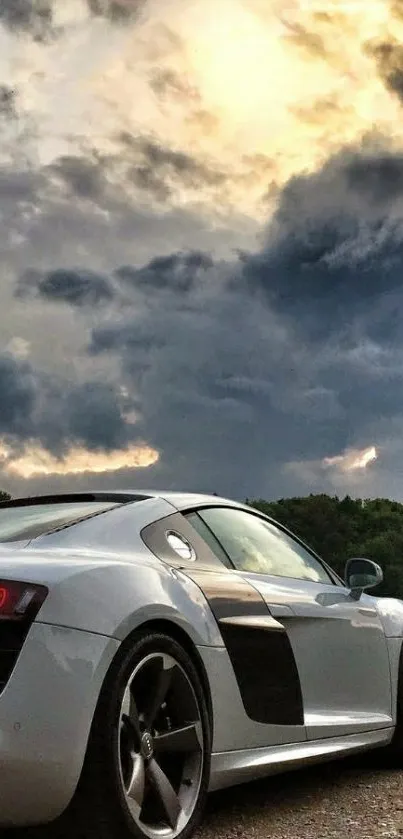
[248,494,403,598]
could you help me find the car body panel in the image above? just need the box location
[183,568,305,732]
[197,644,307,754]
[0,498,224,646]
[0,621,119,826]
[375,596,403,637]
[385,636,402,724]
[240,571,393,739]
[209,727,394,791]
[0,551,225,647]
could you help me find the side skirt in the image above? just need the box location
[209,727,394,791]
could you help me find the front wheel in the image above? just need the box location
[63,631,211,839]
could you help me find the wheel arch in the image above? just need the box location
[133,619,213,740]
[61,621,213,837]
[103,618,214,742]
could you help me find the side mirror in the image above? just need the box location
[345,557,383,598]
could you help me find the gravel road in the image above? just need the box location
[199,757,403,839]
[3,756,403,839]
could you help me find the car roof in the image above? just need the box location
[116,490,248,512]
[2,490,341,584]
[2,489,248,513]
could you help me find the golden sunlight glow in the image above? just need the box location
[0,440,159,478]
[323,445,378,473]
[184,0,283,123]
[10,0,403,220]
[82,0,403,218]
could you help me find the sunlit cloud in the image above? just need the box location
[323,445,378,472]
[0,440,159,478]
[5,337,31,359]
[284,446,378,489]
[6,0,403,221]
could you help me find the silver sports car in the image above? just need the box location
[0,490,402,839]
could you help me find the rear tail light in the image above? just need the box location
[0,581,48,694]
[0,580,48,622]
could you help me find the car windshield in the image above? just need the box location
[0,501,120,543]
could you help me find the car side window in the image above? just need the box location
[186,511,233,569]
[195,507,333,584]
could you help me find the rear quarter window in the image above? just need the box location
[0,501,120,543]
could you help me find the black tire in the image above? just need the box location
[58,630,211,839]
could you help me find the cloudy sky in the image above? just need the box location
[1,0,403,501]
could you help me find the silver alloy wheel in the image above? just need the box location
[118,652,204,839]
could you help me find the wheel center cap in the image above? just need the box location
[141,731,154,760]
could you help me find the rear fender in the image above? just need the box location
[36,561,225,647]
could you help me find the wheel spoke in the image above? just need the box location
[121,685,141,746]
[144,655,174,729]
[128,691,142,743]
[126,754,145,807]
[147,757,182,830]
[154,722,202,754]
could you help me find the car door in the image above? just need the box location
[186,505,393,741]
[141,507,308,752]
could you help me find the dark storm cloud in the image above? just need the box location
[8,138,403,498]
[17,268,114,307]
[137,139,225,186]
[64,382,134,450]
[0,86,17,119]
[90,322,164,354]
[87,0,144,23]
[0,353,137,455]
[0,147,234,309]
[366,39,403,103]
[0,0,54,40]
[47,156,106,201]
[239,146,403,342]
[17,251,213,310]
[0,167,44,201]
[43,138,227,208]
[0,355,37,438]
[149,69,201,105]
[344,152,403,202]
[82,142,403,496]
[118,135,226,200]
[87,284,350,496]
[115,251,214,293]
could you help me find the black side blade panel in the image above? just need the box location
[182,569,304,726]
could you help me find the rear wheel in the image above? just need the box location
[62,631,211,839]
